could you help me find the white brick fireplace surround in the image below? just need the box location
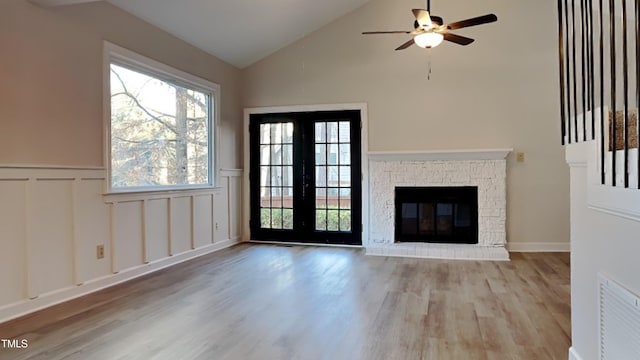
[366,149,512,261]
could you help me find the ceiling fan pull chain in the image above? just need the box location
[427,49,432,80]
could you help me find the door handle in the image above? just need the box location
[303,172,312,198]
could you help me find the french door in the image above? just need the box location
[249,110,362,245]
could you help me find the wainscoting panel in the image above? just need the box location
[74,178,111,284]
[112,201,144,273]
[170,196,192,255]
[146,199,170,262]
[0,180,26,306]
[214,176,230,243]
[31,179,74,295]
[227,171,242,240]
[0,166,243,324]
[193,194,214,248]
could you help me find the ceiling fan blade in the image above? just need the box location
[446,14,498,30]
[442,32,475,45]
[412,9,433,28]
[362,30,411,34]
[395,39,415,51]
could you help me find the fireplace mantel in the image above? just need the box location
[367,149,513,161]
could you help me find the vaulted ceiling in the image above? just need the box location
[30,0,372,68]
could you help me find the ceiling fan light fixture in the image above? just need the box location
[413,32,444,48]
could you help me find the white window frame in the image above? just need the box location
[103,42,220,193]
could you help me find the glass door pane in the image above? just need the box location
[258,122,294,230]
[314,121,352,232]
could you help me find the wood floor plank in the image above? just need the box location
[0,245,571,360]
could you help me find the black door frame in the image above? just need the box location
[248,110,363,245]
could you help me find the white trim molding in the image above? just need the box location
[220,168,243,177]
[29,0,100,7]
[367,149,513,161]
[507,242,570,252]
[568,347,584,360]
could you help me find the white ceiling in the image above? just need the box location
[102,0,371,69]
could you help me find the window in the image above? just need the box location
[105,43,218,192]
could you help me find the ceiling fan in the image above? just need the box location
[362,1,497,50]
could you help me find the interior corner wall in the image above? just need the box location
[241,0,570,248]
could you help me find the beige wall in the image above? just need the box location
[242,0,570,246]
[0,0,243,168]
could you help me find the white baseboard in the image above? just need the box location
[507,242,570,252]
[0,239,239,324]
[568,347,583,360]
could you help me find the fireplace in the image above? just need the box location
[366,149,511,261]
[395,187,478,244]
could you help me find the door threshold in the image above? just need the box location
[246,240,363,249]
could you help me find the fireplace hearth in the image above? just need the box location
[395,186,478,244]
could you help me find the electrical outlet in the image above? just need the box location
[516,152,525,162]
[215,222,219,230]
[97,245,105,259]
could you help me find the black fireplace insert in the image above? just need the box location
[395,186,478,244]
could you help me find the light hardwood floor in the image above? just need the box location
[0,244,570,360]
